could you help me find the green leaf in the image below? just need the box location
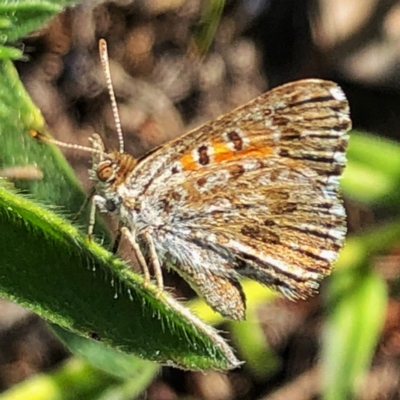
[342,131,400,204]
[0,0,77,60]
[190,0,225,57]
[0,0,74,38]
[50,324,159,380]
[0,180,239,370]
[321,267,387,400]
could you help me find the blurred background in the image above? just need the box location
[2,0,400,398]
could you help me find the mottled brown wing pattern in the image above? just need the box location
[126,79,350,320]
[129,80,348,187]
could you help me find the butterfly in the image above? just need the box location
[35,39,351,320]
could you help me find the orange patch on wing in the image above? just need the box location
[213,143,235,163]
[179,142,274,171]
[214,144,274,163]
[179,153,200,171]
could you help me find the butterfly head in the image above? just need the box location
[88,134,136,215]
[89,133,137,190]
[94,154,137,215]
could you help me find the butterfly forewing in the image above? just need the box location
[120,79,350,318]
[130,80,349,185]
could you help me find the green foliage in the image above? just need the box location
[342,131,400,204]
[322,267,387,400]
[0,0,74,59]
[190,0,225,57]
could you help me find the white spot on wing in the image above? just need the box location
[334,151,346,164]
[330,86,347,102]
[319,249,337,262]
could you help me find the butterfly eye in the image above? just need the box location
[105,199,117,212]
[97,161,115,182]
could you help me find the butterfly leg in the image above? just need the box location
[88,194,102,241]
[88,194,114,240]
[120,227,152,287]
[87,196,163,295]
[111,221,123,254]
[86,195,123,254]
[72,186,96,224]
[142,230,164,297]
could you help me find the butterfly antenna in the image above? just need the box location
[98,39,124,154]
[29,130,101,155]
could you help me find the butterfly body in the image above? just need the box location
[90,79,351,320]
